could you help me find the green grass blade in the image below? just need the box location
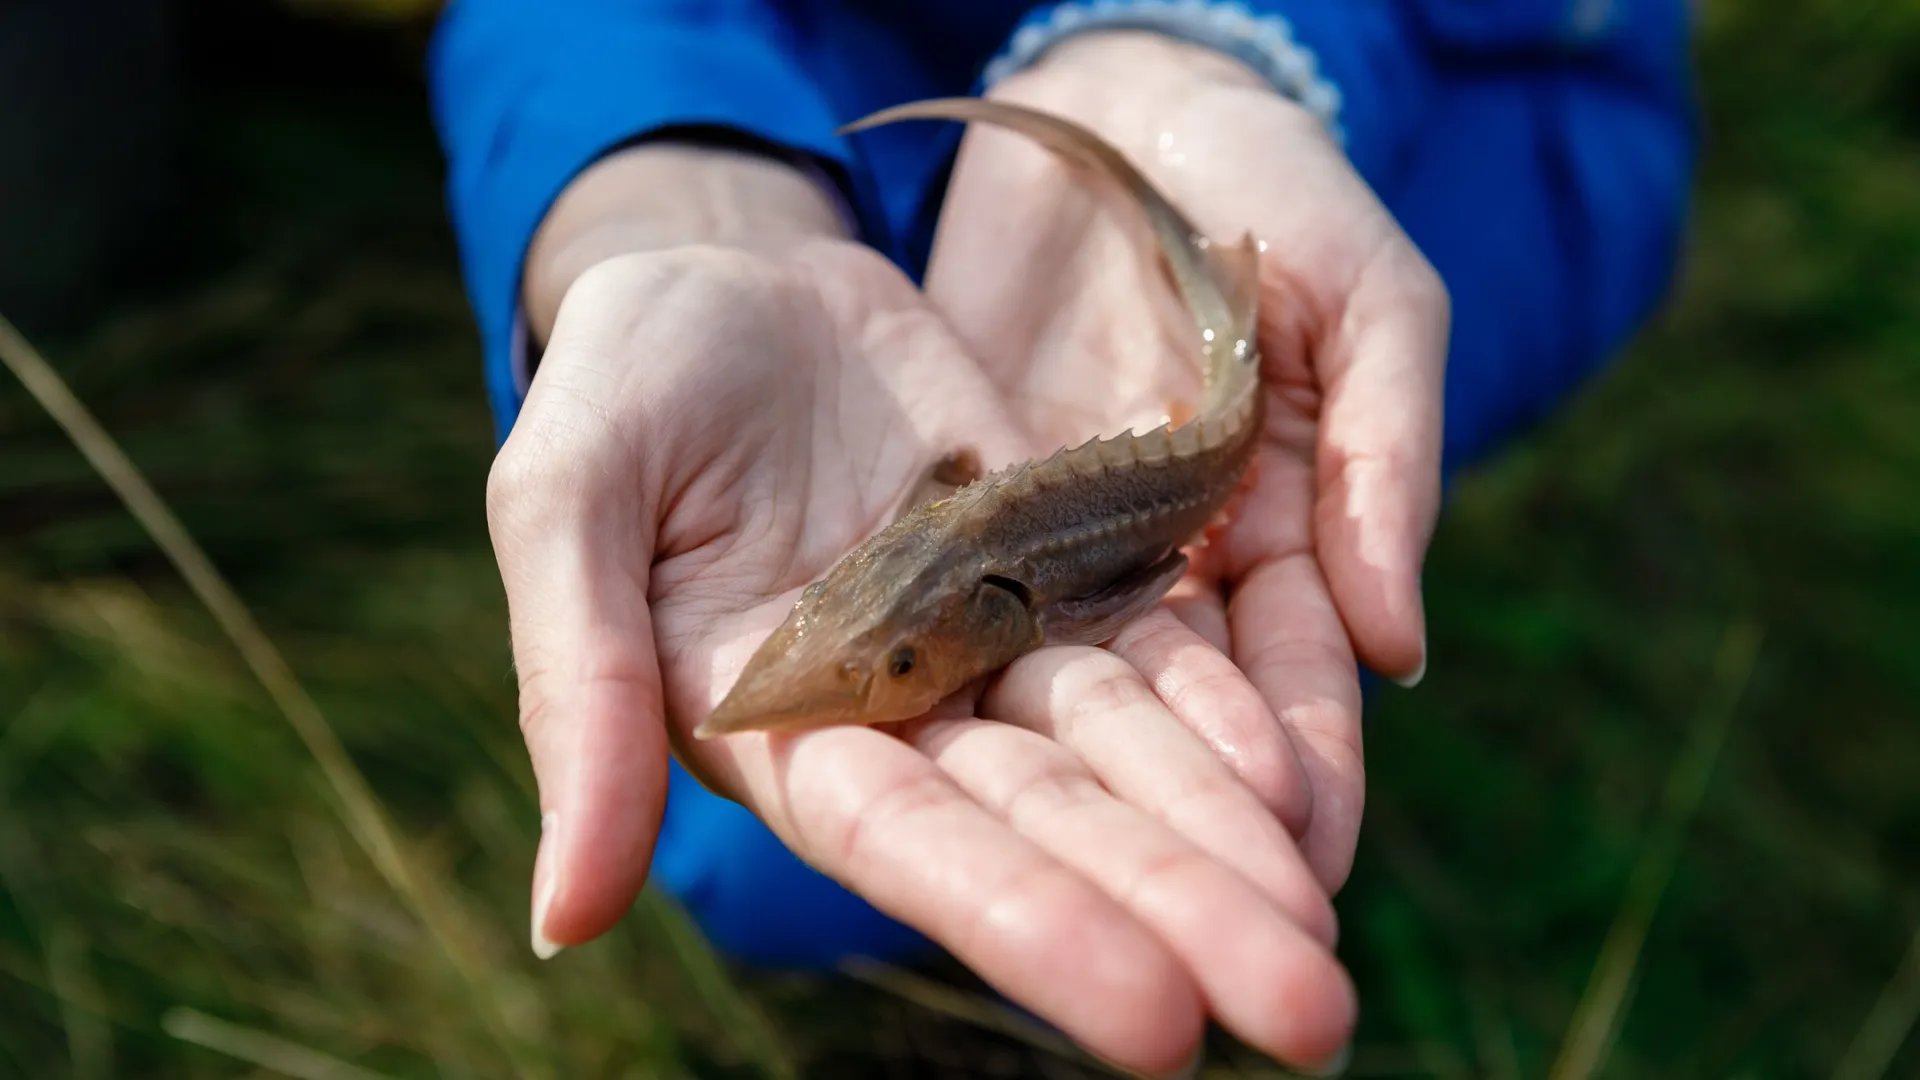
[162,1007,403,1080]
[1831,925,1920,1080]
[0,311,541,1079]
[1548,620,1764,1080]
[638,890,800,1080]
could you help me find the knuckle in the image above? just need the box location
[1361,232,1450,333]
[513,660,559,743]
[484,445,542,530]
[953,859,1066,963]
[1114,609,1194,665]
[1000,763,1104,827]
[827,770,954,876]
[1283,698,1363,770]
[484,436,593,557]
[1120,846,1217,909]
[1246,755,1313,832]
[513,659,660,765]
[1154,676,1315,827]
[1065,660,1155,723]
[1157,663,1243,722]
[1243,636,1354,689]
[1160,777,1256,834]
[1403,250,1452,325]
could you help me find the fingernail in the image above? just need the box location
[1300,1041,1352,1077]
[531,812,564,960]
[1390,650,1426,689]
[1393,575,1428,689]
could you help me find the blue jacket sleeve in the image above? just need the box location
[1241,0,1697,470]
[426,0,862,440]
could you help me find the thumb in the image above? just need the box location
[487,398,671,958]
[1310,239,1450,686]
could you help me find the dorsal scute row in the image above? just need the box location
[943,379,1260,511]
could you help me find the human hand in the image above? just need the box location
[494,144,1353,1076]
[924,31,1449,900]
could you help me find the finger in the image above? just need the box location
[1227,550,1367,892]
[1305,238,1450,685]
[1108,606,1314,837]
[674,627,1205,1072]
[982,643,1335,946]
[719,725,1203,1076]
[919,718,1357,1070]
[1161,570,1232,655]
[488,407,671,956]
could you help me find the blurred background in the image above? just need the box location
[2,0,1916,1077]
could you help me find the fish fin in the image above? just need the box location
[1040,551,1189,647]
[893,448,983,523]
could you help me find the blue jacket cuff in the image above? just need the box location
[430,16,859,440]
[980,1,1429,185]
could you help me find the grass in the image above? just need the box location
[3,2,1918,1077]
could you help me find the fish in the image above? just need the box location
[695,96,1264,738]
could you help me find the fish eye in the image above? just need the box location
[886,646,916,678]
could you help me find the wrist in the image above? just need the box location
[521,139,854,343]
[1019,28,1271,97]
[985,28,1330,171]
